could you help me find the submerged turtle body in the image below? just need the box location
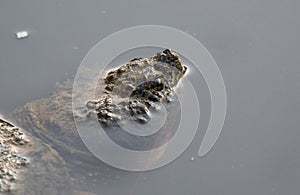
[10,49,187,193]
[0,118,70,194]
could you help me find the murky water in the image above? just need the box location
[1,1,300,194]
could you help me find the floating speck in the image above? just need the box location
[191,157,195,161]
[15,31,29,39]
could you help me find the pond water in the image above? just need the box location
[1,0,300,194]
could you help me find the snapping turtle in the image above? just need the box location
[87,49,186,126]
[9,49,187,193]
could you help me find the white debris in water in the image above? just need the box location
[191,157,195,161]
[15,31,29,39]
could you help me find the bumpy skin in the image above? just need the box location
[0,118,70,194]
[88,49,187,125]
[10,49,187,194]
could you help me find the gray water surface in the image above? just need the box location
[0,0,300,194]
